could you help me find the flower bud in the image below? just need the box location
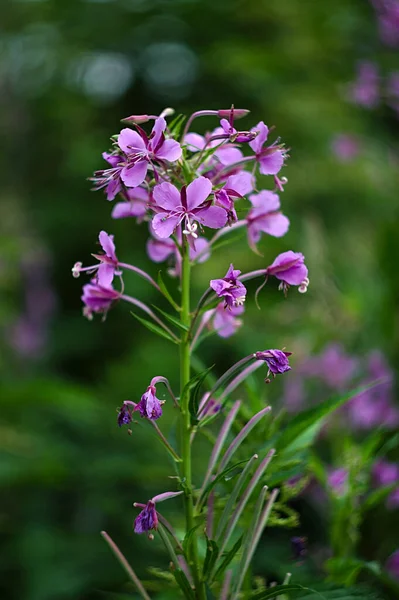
[120,114,151,125]
[218,108,250,119]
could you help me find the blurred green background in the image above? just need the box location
[1,0,398,598]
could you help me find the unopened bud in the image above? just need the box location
[218,108,250,119]
[232,131,258,143]
[121,114,150,125]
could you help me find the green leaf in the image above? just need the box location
[168,113,186,137]
[181,365,214,425]
[172,569,195,600]
[182,522,203,556]
[212,535,243,581]
[249,584,306,599]
[275,383,377,454]
[200,458,251,505]
[152,305,189,332]
[202,536,219,579]
[130,312,179,344]
[362,484,397,512]
[157,271,180,312]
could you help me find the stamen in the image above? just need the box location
[234,295,246,306]
[72,262,82,278]
[298,277,309,294]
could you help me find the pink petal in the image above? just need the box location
[249,190,281,210]
[184,133,206,151]
[249,121,269,154]
[153,182,181,210]
[225,172,254,196]
[99,231,116,259]
[97,263,115,287]
[146,238,175,262]
[118,128,147,153]
[195,205,227,229]
[121,160,148,187]
[257,213,290,238]
[259,151,285,175]
[215,146,243,166]
[186,176,213,210]
[156,139,182,162]
[151,117,167,149]
[190,237,211,263]
[106,179,122,201]
[111,202,146,219]
[152,213,180,238]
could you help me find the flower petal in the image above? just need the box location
[146,238,176,262]
[151,117,167,149]
[156,138,182,162]
[195,205,227,229]
[153,182,181,210]
[186,176,213,210]
[184,133,206,151]
[259,150,285,175]
[249,121,269,154]
[118,128,147,153]
[121,160,148,187]
[225,171,254,196]
[99,231,116,259]
[152,213,180,238]
[249,190,280,210]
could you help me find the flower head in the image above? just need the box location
[134,500,158,535]
[214,172,253,224]
[117,402,133,427]
[152,176,227,245]
[73,231,120,287]
[291,536,307,560]
[111,186,149,220]
[249,121,287,176]
[118,117,182,188]
[210,264,247,308]
[212,303,244,338]
[81,281,120,320]
[255,349,292,379]
[136,384,163,420]
[348,61,380,108]
[266,251,309,294]
[328,468,348,497]
[246,190,289,251]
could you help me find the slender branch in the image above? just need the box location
[118,262,161,292]
[121,295,179,341]
[149,421,182,462]
[100,531,151,600]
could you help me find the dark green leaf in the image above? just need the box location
[200,458,251,505]
[157,271,180,312]
[202,537,219,579]
[249,584,306,599]
[130,312,179,344]
[182,365,214,425]
[152,305,189,332]
[182,522,203,556]
[172,569,195,600]
[213,535,243,581]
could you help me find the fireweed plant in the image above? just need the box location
[71,107,369,599]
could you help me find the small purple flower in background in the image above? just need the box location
[134,500,158,536]
[315,343,359,390]
[117,402,133,427]
[212,303,244,338]
[266,251,309,294]
[348,61,380,109]
[255,349,292,379]
[72,231,120,287]
[136,384,164,420]
[250,121,286,176]
[210,264,247,308]
[386,72,399,115]
[81,281,120,320]
[386,549,399,580]
[331,134,360,162]
[372,459,399,509]
[291,536,307,560]
[152,176,227,243]
[118,117,182,188]
[111,187,149,220]
[387,488,399,509]
[327,468,348,497]
[371,0,399,47]
[246,190,290,251]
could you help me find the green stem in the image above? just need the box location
[180,237,206,600]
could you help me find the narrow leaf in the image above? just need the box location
[249,584,307,600]
[183,523,203,557]
[182,365,214,425]
[218,406,272,474]
[213,536,243,581]
[130,312,179,344]
[200,458,252,508]
[153,305,190,332]
[202,537,219,579]
[157,271,180,312]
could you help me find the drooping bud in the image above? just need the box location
[255,349,292,378]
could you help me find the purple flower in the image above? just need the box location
[117,402,133,427]
[212,303,244,338]
[386,550,399,580]
[90,152,123,201]
[135,384,163,420]
[81,281,120,320]
[315,343,359,390]
[184,129,244,168]
[372,459,399,487]
[219,117,257,143]
[118,117,182,188]
[214,172,254,224]
[387,487,399,509]
[210,264,247,308]
[291,536,307,560]
[134,500,158,535]
[266,251,309,294]
[246,190,290,251]
[255,349,292,378]
[328,468,348,497]
[72,231,120,287]
[249,121,286,176]
[331,134,360,162]
[152,176,227,243]
[111,186,149,220]
[348,62,380,109]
